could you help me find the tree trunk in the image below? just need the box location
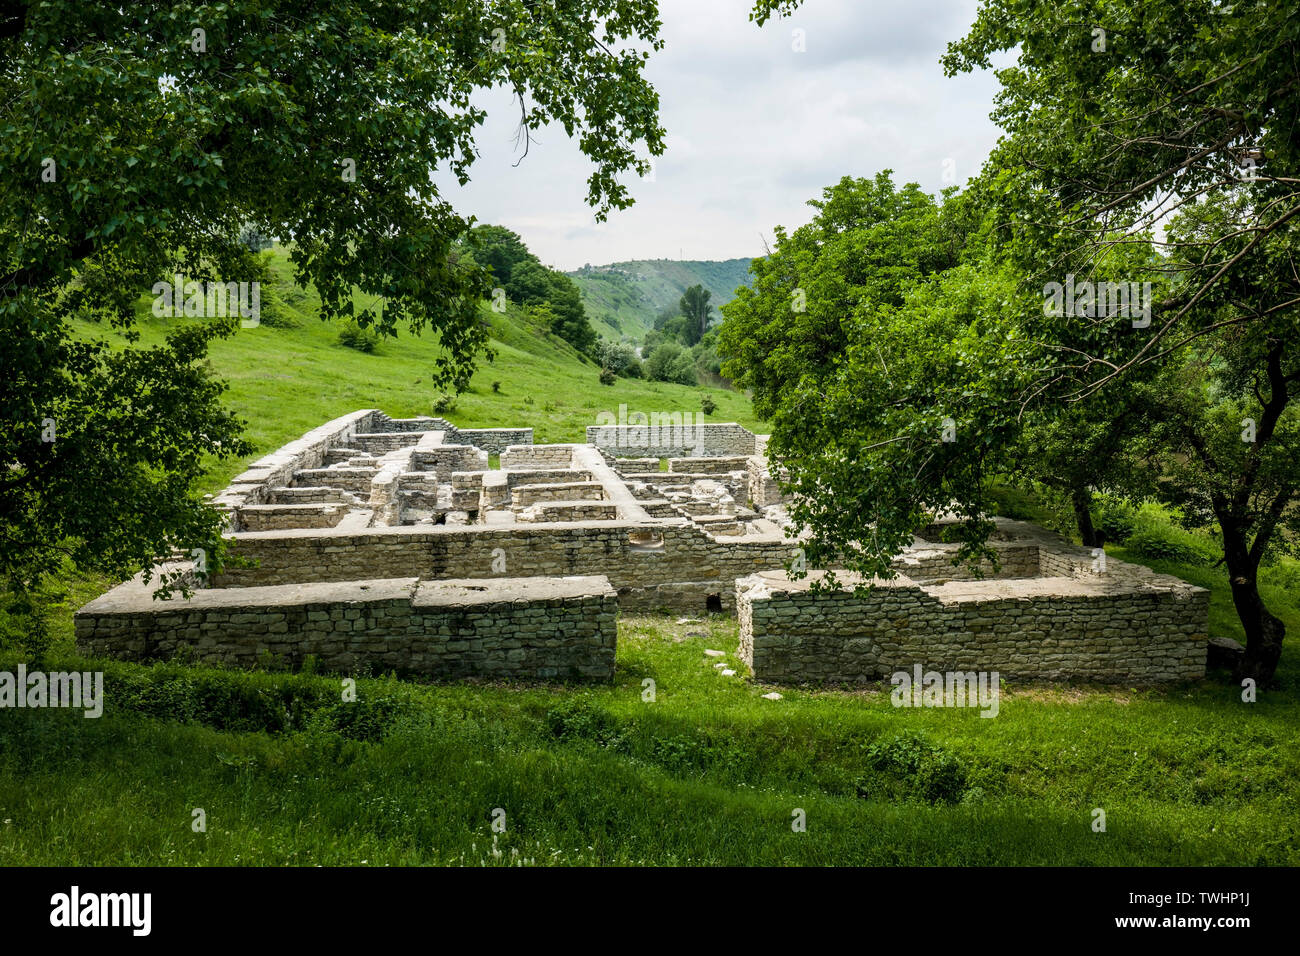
[1071,486,1101,548]
[1222,527,1286,686]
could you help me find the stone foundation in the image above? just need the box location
[737,535,1209,684]
[76,575,618,680]
[80,411,1216,689]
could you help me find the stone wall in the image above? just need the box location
[453,428,533,454]
[747,455,783,508]
[237,503,348,531]
[211,409,379,519]
[75,575,618,681]
[586,423,757,459]
[368,414,533,453]
[500,444,576,470]
[737,559,1209,684]
[211,519,797,612]
[668,456,751,475]
[512,481,608,507]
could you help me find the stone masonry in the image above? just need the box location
[76,574,618,680]
[737,519,1209,684]
[77,412,1214,686]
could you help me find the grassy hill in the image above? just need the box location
[68,247,766,495]
[568,258,754,341]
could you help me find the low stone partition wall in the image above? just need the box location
[292,467,376,494]
[737,563,1209,685]
[350,432,425,455]
[412,444,488,479]
[266,487,355,505]
[211,520,798,613]
[668,456,751,475]
[500,444,576,470]
[212,409,380,519]
[75,575,618,681]
[506,469,593,488]
[586,422,757,459]
[453,428,533,454]
[518,501,618,523]
[513,482,607,507]
[238,503,348,531]
[747,455,783,508]
[370,415,533,453]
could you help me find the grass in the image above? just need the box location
[2,570,1298,865]
[69,247,766,495]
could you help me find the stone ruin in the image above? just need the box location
[75,410,1210,685]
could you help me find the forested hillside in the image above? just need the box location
[569,258,754,340]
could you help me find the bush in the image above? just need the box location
[594,341,640,377]
[433,393,457,414]
[1124,502,1215,564]
[645,342,697,385]
[491,381,501,394]
[337,319,379,352]
[599,368,616,386]
[1092,492,1138,544]
[545,697,624,748]
[1261,556,1300,593]
[700,394,716,416]
[857,732,970,805]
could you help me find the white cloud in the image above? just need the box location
[434,0,1006,270]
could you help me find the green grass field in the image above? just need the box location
[2,593,1297,865]
[68,247,766,495]
[3,252,1297,866]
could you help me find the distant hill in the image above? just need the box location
[568,258,754,341]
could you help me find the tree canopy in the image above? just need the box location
[1,1,665,598]
[721,0,1300,683]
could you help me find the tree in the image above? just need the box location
[938,0,1300,683]
[741,0,1300,684]
[595,340,641,377]
[507,261,596,353]
[645,341,698,385]
[469,225,532,287]
[678,284,713,345]
[720,176,1028,586]
[1,1,665,604]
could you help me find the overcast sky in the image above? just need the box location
[435,0,1008,272]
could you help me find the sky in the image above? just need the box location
[434,0,1008,272]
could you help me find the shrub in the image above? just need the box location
[337,319,379,352]
[599,368,616,386]
[645,342,697,385]
[491,381,501,394]
[594,340,640,377]
[545,697,623,748]
[857,732,970,804]
[1261,556,1300,593]
[700,394,716,416]
[1092,492,1138,544]
[433,394,457,414]
[1124,502,1215,564]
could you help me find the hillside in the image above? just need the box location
[69,247,767,496]
[568,257,754,341]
